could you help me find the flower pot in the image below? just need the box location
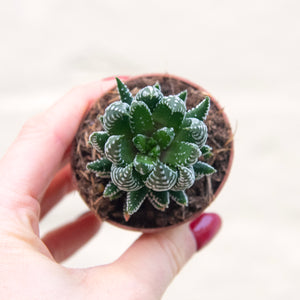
[71,74,234,232]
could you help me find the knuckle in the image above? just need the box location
[155,234,185,277]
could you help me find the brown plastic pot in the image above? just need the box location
[71,74,234,232]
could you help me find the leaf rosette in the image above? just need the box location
[87,78,216,221]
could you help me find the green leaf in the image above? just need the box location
[104,135,135,166]
[176,118,208,148]
[148,144,160,158]
[152,96,186,129]
[171,166,195,191]
[125,187,148,215]
[132,134,147,153]
[129,101,154,135]
[186,96,210,121]
[111,164,144,191]
[144,161,177,191]
[102,101,131,135]
[201,145,213,159]
[86,158,112,178]
[148,191,169,211]
[89,131,109,156]
[133,154,156,175]
[153,82,161,90]
[103,181,123,200]
[169,190,188,207]
[116,77,133,105]
[193,161,216,180]
[162,141,200,167]
[135,85,163,111]
[152,127,175,150]
[177,90,187,102]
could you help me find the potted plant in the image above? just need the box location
[71,74,233,232]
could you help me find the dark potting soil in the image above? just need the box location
[71,75,233,230]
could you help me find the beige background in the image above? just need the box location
[0,0,299,299]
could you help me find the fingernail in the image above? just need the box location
[189,213,222,251]
[102,75,130,81]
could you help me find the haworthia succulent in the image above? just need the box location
[125,187,148,216]
[103,181,122,199]
[87,78,216,221]
[152,127,175,150]
[111,164,144,192]
[177,90,187,102]
[104,135,135,166]
[171,166,195,191]
[129,100,154,135]
[116,77,134,105]
[193,161,216,180]
[89,131,109,157]
[169,190,188,207]
[176,118,208,148]
[162,141,200,167]
[133,154,156,175]
[102,101,131,135]
[152,96,186,129]
[86,158,112,178]
[135,85,163,111]
[144,161,177,191]
[186,96,210,121]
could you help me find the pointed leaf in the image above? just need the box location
[152,96,186,129]
[144,161,177,191]
[125,187,148,215]
[148,191,169,211]
[171,166,195,191]
[176,118,208,148]
[169,190,188,207]
[135,85,163,111]
[103,181,122,199]
[129,100,154,135]
[193,161,217,180]
[111,164,144,191]
[89,131,109,156]
[201,145,213,159]
[104,135,135,166]
[102,101,131,135]
[162,141,200,167]
[132,134,154,153]
[86,158,112,178]
[186,96,210,121]
[151,191,170,207]
[134,154,156,175]
[148,144,160,158]
[154,82,161,90]
[152,127,175,150]
[116,77,133,104]
[177,90,187,102]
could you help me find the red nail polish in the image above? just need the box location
[189,213,222,251]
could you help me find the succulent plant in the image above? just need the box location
[87,78,216,221]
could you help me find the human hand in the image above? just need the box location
[0,76,221,300]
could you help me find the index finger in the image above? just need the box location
[0,77,124,202]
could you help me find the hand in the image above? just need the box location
[0,76,221,300]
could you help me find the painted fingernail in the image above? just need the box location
[189,213,222,251]
[102,75,130,81]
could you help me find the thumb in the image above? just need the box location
[116,213,221,299]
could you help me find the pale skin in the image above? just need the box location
[0,77,218,299]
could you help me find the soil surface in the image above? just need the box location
[71,75,233,230]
